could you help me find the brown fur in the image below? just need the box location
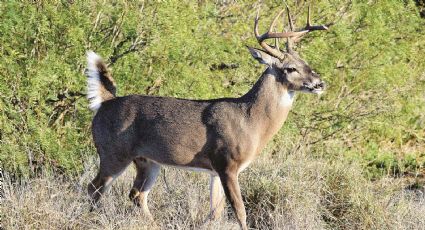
[86,47,325,230]
[96,61,116,101]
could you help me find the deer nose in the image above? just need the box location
[303,80,326,91]
[314,81,326,90]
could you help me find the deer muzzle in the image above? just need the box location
[303,81,326,94]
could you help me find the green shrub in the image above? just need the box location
[0,0,424,180]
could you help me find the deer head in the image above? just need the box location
[248,5,328,94]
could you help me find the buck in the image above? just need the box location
[86,6,328,230]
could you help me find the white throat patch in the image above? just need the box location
[280,91,295,107]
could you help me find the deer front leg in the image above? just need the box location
[218,170,247,230]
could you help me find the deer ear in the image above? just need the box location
[247,47,278,66]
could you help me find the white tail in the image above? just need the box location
[86,51,102,111]
[85,51,116,112]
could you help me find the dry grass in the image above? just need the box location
[2,153,425,230]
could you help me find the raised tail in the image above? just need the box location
[85,51,116,111]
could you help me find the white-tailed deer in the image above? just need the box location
[86,5,328,230]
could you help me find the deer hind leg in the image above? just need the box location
[128,157,160,220]
[210,175,226,220]
[88,153,132,206]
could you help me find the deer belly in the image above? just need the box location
[168,165,218,175]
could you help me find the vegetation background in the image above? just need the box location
[1,0,425,229]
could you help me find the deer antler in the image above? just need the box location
[254,4,328,59]
[254,9,299,59]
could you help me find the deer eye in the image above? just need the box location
[286,67,297,73]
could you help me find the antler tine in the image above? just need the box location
[307,5,311,27]
[254,8,286,59]
[302,4,328,32]
[254,9,263,40]
[270,9,285,51]
[285,4,296,52]
[286,5,294,31]
[269,9,285,32]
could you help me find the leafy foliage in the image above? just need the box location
[0,0,424,180]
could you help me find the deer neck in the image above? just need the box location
[241,67,295,148]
